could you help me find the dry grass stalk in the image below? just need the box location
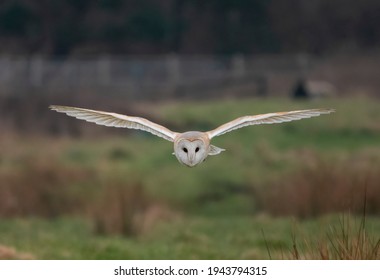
[89,181,179,237]
[0,160,91,218]
[90,182,148,236]
[256,157,380,218]
[289,194,380,260]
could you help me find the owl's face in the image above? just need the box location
[174,132,209,167]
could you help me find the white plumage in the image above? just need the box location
[50,105,334,167]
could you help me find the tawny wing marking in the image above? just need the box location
[50,105,179,142]
[206,109,335,139]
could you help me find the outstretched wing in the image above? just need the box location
[50,105,179,142]
[206,108,335,139]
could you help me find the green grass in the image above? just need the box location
[0,97,380,259]
[1,215,379,259]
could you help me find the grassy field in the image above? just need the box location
[1,214,379,259]
[0,97,379,259]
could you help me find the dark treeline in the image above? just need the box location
[0,0,379,56]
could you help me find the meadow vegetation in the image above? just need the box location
[0,97,379,259]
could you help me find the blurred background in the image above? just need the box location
[0,0,379,260]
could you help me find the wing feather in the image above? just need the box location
[50,105,178,142]
[207,108,335,139]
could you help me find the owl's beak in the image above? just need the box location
[186,156,197,167]
[187,161,196,167]
[188,154,195,165]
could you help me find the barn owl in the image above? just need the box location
[50,105,334,167]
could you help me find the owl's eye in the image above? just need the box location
[195,147,200,153]
[183,148,188,153]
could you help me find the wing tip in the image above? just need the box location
[49,105,60,112]
[50,105,79,113]
[49,105,65,111]
[319,108,335,114]
[301,108,335,115]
